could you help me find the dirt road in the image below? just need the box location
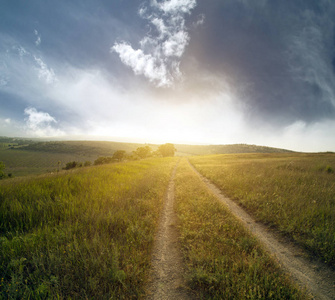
[146,162,193,299]
[188,160,335,300]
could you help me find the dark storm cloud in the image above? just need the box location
[187,0,335,125]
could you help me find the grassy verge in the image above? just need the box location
[189,153,335,267]
[175,158,306,299]
[0,157,177,299]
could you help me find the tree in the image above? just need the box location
[112,150,126,161]
[132,146,152,159]
[158,143,176,157]
[63,161,80,170]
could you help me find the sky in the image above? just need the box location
[1,0,335,152]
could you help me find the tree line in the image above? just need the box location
[63,143,176,170]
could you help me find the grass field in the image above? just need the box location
[174,159,306,299]
[0,157,177,299]
[189,153,335,268]
[1,147,332,298]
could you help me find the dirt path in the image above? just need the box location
[188,160,335,300]
[146,162,193,300]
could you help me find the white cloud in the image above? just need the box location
[34,56,57,84]
[24,107,64,137]
[0,39,58,93]
[13,45,28,57]
[193,14,205,27]
[112,43,171,86]
[34,29,41,46]
[0,118,11,126]
[151,0,196,14]
[112,0,196,87]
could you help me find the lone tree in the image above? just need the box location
[133,146,152,159]
[158,143,176,157]
[112,150,126,161]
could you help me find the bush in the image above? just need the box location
[112,150,126,161]
[94,156,114,166]
[132,146,152,159]
[158,143,176,157]
[63,161,81,170]
[326,165,334,173]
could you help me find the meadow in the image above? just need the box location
[189,153,335,268]
[0,157,177,299]
[174,159,306,299]
[1,145,332,299]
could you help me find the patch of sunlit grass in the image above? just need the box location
[190,153,335,267]
[0,157,177,299]
[175,158,306,299]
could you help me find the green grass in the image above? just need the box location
[0,157,177,299]
[189,153,335,267]
[174,159,306,299]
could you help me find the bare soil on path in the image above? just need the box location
[146,162,195,300]
[188,160,335,300]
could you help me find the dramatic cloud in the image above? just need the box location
[112,0,196,87]
[1,1,335,151]
[191,0,335,126]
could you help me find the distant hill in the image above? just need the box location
[174,143,294,156]
[0,137,294,177]
[1,137,294,156]
[18,140,153,156]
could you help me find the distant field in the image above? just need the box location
[0,157,177,299]
[190,153,335,267]
[0,140,157,177]
[0,149,97,176]
[19,140,151,156]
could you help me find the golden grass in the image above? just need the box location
[0,157,177,299]
[174,158,307,299]
[190,153,335,267]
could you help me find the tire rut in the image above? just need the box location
[146,161,194,300]
[188,160,335,300]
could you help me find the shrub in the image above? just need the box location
[94,156,114,166]
[63,161,80,170]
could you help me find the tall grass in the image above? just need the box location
[190,153,335,267]
[174,159,306,299]
[0,157,177,299]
